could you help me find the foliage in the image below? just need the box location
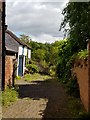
[56,40,73,79]
[32,49,46,62]
[50,65,56,76]
[77,49,88,59]
[2,87,18,106]
[40,60,49,68]
[60,2,90,50]
[55,39,81,98]
[19,34,31,44]
[66,75,80,98]
[26,40,61,75]
[26,64,39,74]
[28,40,61,66]
[29,41,51,64]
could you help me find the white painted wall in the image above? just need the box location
[18,45,23,55]
[24,47,27,56]
[28,49,31,59]
[23,55,26,75]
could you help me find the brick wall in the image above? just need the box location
[73,59,89,111]
[5,55,16,88]
[72,39,90,112]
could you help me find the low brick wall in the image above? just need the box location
[73,58,90,111]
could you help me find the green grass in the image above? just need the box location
[23,73,51,82]
[2,87,18,106]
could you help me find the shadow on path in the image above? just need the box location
[16,78,71,119]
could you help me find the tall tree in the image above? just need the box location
[60,2,90,50]
[19,34,31,43]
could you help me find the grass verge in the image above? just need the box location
[2,87,18,106]
[23,73,52,82]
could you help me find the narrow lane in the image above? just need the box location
[2,78,71,119]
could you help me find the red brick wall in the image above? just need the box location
[73,59,90,111]
[5,55,14,88]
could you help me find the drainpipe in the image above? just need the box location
[0,1,2,91]
[2,1,5,90]
[87,39,90,112]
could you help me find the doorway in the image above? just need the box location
[18,55,23,76]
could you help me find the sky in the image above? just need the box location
[6,0,69,43]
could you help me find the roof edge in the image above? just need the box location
[5,30,31,49]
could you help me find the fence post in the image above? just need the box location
[87,39,90,112]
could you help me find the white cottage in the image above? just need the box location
[5,30,31,77]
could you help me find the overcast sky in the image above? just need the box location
[6,0,69,43]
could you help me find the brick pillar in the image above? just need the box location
[87,39,90,112]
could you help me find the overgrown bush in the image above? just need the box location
[26,64,39,74]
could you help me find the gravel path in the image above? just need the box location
[2,78,72,119]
